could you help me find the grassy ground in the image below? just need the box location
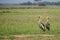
[0,6,60,40]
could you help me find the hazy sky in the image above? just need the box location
[0,0,60,4]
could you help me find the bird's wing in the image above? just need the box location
[41,23,45,26]
[46,22,50,27]
[40,23,45,29]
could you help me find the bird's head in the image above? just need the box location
[46,16,49,19]
[38,16,42,19]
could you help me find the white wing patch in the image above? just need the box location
[41,24,44,29]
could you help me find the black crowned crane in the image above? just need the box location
[38,16,45,31]
[46,17,50,31]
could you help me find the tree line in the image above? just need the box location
[20,1,60,6]
[0,1,60,6]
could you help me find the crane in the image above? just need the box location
[45,17,50,31]
[38,16,45,31]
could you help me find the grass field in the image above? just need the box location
[0,6,60,40]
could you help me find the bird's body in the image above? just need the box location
[39,22,45,31]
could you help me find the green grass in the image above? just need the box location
[0,6,60,35]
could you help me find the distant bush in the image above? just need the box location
[0,10,11,13]
[0,6,47,9]
[38,3,46,6]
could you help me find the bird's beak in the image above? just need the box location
[39,16,42,19]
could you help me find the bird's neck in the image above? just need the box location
[38,19,42,23]
[46,19,49,23]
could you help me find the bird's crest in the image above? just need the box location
[38,16,42,19]
[46,16,49,19]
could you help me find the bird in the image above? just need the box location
[45,16,50,31]
[38,16,45,31]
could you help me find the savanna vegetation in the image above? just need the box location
[0,6,60,40]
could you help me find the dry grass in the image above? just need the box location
[0,34,58,40]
